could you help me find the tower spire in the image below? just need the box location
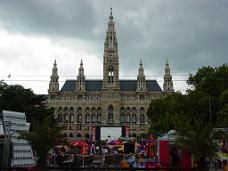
[102,8,119,89]
[76,59,85,91]
[48,59,59,93]
[137,59,146,91]
[109,7,113,20]
[163,59,174,93]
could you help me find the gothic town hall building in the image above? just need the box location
[48,9,174,140]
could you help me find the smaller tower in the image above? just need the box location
[163,59,174,92]
[137,59,146,91]
[48,60,59,93]
[76,60,85,91]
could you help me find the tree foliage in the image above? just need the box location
[147,64,228,167]
[20,116,65,166]
[0,82,64,167]
[0,83,53,123]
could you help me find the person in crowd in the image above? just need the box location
[127,153,137,168]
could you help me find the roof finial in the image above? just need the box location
[109,7,113,20]
[80,59,83,65]
[140,58,142,65]
[166,58,169,65]
[54,59,57,66]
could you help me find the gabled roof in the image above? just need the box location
[60,80,162,92]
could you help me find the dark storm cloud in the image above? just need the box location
[0,0,96,39]
[0,0,228,75]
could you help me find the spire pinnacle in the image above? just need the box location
[166,58,169,65]
[54,59,57,66]
[140,58,142,65]
[80,59,83,65]
[109,7,113,20]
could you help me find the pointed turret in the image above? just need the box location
[48,60,59,93]
[137,59,146,91]
[163,59,174,93]
[102,8,119,89]
[76,59,85,91]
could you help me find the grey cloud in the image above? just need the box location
[0,0,228,77]
[0,0,96,39]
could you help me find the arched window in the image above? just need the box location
[97,107,102,123]
[120,113,125,123]
[85,107,90,123]
[126,114,131,123]
[91,107,96,123]
[69,133,73,138]
[108,66,114,84]
[77,113,82,123]
[126,107,131,123]
[77,107,82,123]
[69,107,74,123]
[140,107,145,123]
[64,107,68,123]
[85,113,90,123]
[120,107,125,123]
[132,107,137,123]
[132,113,137,123]
[108,105,113,123]
[77,133,81,138]
[97,113,101,123]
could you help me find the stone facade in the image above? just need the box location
[48,9,174,139]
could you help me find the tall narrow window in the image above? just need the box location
[140,107,145,123]
[132,107,137,123]
[64,107,68,123]
[77,107,82,123]
[120,113,125,123]
[108,105,113,123]
[70,107,74,123]
[97,107,102,123]
[85,113,90,123]
[77,113,82,123]
[108,66,114,84]
[97,113,101,123]
[85,107,90,123]
[120,107,125,123]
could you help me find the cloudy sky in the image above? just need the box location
[0,0,227,94]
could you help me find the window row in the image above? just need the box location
[57,106,145,113]
[57,113,101,123]
[120,113,145,123]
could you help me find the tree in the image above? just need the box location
[176,123,217,171]
[147,64,228,169]
[20,116,65,166]
[0,83,53,123]
[0,82,65,167]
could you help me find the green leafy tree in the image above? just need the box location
[0,83,53,123]
[21,116,65,166]
[0,82,65,167]
[176,123,217,171]
[147,64,228,169]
